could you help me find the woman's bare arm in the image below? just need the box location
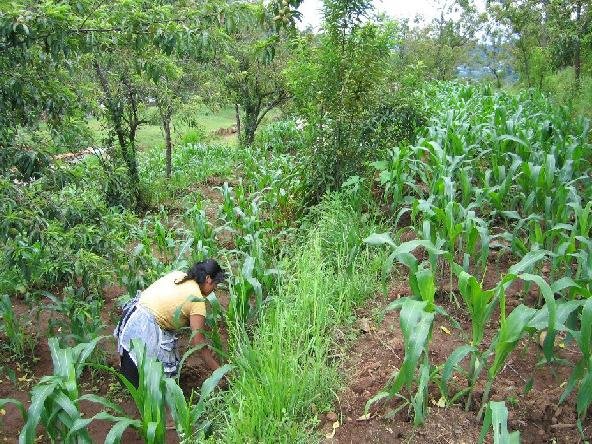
[189,314,220,371]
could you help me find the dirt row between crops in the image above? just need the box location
[319,248,590,444]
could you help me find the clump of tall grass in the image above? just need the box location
[212,192,385,441]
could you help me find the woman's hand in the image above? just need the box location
[189,314,221,371]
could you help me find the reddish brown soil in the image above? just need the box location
[321,252,590,444]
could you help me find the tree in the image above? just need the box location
[487,0,592,90]
[219,2,292,146]
[1,0,232,205]
[286,0,396,201]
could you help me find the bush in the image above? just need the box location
[360,99,427,150]
[544,68,592,119]
[254,119,308,154]
[180,126,207,145]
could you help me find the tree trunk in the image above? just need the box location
[242,101,260,146]
[93,61,127,151]
[235,103,241,144]
[163,114,172,179]
[574,0,582,90]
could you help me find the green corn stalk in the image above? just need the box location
[441,265,500,410]
[18,336,112,444]
[365,298,435,425]
[363,234,447,424]
[165,364,233,442]
[559,297,592,437]
[92,339,169,443]
[478,401,520,444]
[477,305,537,420]
[227,255,264,326]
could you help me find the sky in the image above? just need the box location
[296,0,485,31]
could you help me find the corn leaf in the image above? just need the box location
[105,418,143,444]
[78,393,126,416]
[518,274,557,360]
[508,250,547,275]
[0,398,26,421]
[490,305,537,379]
[528,300,582,332]
[411,360,430,425]
[478,401,520,444]
[576,359,592,422]
[440,345,476,399]
[200,364,233,400]
[392,300,434,395]
[20,382,59,444]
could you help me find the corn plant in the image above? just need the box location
[559,297,592,437]
[44,287,105,346]
[16,336,113,444]
[183,200,217,262]
[92,339,232,443]
[227,255,265,326]
[478,401,520,444]
[364,234,446,425]
[165,364,233,442]
[439,264,501,410]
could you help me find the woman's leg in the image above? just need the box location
[120,348,139,389]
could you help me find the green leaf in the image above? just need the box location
[105,418,142,444]
[576,361,592,421]
[78,394,126,415]
[415,267,436,307]
[508,250,547,275]
[490,305,537,379]
[363,232,396,247]
[528,300,582,332]
[20,381,59,444]
[440,345,476,399]
[0,398,26,421]
[479,401,520,444]
[200,364,233,400]
[518,273,557,360]
[165,378,190,435]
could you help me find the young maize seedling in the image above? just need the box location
[478,401,520,444]
[363,234,446,425]
[559,297,592,437]
[165,364,233,441]
[18,336,110,444]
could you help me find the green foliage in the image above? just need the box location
[180,127,208,146]
[0,294,37,359]
[478,401,520,444]
[18,337,110,444]
[286,3,398,201]
[254,119,308,154]
[217,192,383,441]
[166,363,233,442]
[45,288,105,347]
[96,339,232,443]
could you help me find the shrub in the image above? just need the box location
[180,126,207,145]
[254,119,308,154]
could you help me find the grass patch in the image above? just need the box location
[212,193,385,442]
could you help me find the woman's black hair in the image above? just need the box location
[175,259,226,285]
